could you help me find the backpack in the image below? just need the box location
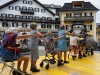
[1,33,21,54]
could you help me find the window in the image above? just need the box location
[86,25,92,31]
[12,23,18,27]
[66,13,71,17]
[66,25,71,31]
[15,6,21,11]
[42,17,46,20]
[9,6,14,10]
[22,23,27,28]
[23,0,27,4]
[74,13,82,17]
[41,9,45,13]
[73,6,82,8]
[98,25,100,27]
[85,12,92,16]
[51,4,55,7]
[1,13,7,17]
[8,14,14,17]
[28,16,33,19]
[34,16,39,20]
[47,25,52,28]
[28,7,33,11]
[28,1,33,5]
[2,22,8,27]
[22,16,27,19]
[34,8,39,12]
[22,6,27,10]
[55,25,59,29]
[15,15,21,19]
[41,24,46,28]
[47,17,52,20]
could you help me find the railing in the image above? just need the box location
[0,27,8,31]
[38,29,59,33]
[20,9,34,14]
[64,16,94,22]
[0,16,60,24]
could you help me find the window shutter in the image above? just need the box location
[90,12,92,16]
[85,13,86,16]
[12,23,14,27]
[70,13,71,17]
[16,23,18,27]
[90,25,92,30]
[70,25,73,30]
[66,13,68,17]
[84,25,86,29]
[66,25,67,30]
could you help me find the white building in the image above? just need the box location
[0,0,61,34]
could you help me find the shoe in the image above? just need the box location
[23,72,31,75]
[91,49,94,55]
[64,61,69,63]
[31,66,40,72]
[78,51,82,59]
[60,60,63,62]
[57,60,64,66]
[83,54,87,57]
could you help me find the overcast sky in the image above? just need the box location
[0,0,100,23]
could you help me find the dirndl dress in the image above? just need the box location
[57,30,69,51]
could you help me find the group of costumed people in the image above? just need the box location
[0,22,96,75]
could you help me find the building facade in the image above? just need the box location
[60,1,99,40]
[96,23,100,42]
[0,0,61,35]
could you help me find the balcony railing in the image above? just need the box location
[64,16,94,22]
[20,9,34,14]
[0,16,60,24]
[38,29,58,33]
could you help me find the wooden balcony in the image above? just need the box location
[0,17,60,24]
[20,9,34,14]
[64,16,94,22]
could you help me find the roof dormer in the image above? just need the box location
[50,4,55,7]
[72,1,84,8]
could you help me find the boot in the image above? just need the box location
[91,49,94,55]
[83,54,87,57]
[78,51,82,59]
[57,60,64,66]
[31,66,40,72]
